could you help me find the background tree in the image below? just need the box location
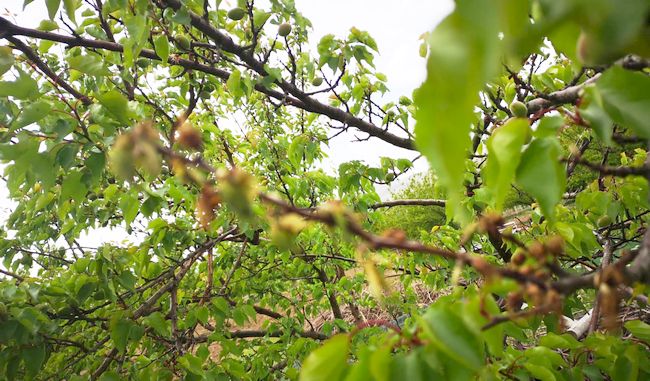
[0,0,649,380]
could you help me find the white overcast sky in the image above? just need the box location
[0,0,451,245]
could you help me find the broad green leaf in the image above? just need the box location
[110,317,131,353]
[96,90,131,124]
[421,304,484,370]
[414,0,500,223]
[253,10,271,29]
[524,363,556,381]
[98,371,121,381]
[0,46,14,76]
[46,0,61,19]
[144,312,171,338]
[37,19,59,31]
[227,69,244,99]
[369,345,392,381]
[580,84,613,145]
[67,55,111,76]
[63,0,78,23]
[119,192,140,227]
[22,345,46,376]
[612,344,639,381]
[625,320,650,343]
[12,100,51,129]
[589,66,650,139]
[516,137,565,218]
[484,117,529,211]
[178,353,204,376]
[60,170,87,204]
[0,70,39,99]
[534,115,563,139]
[154,35,170,63]
[300,334,350,381]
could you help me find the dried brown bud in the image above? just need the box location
[506,291,524,311]
[545,235,564,256]
[176,121,203,150]
[197,184,221,229]
[511,248,526,266]
[528,241,546,261]
[381,228,407,243]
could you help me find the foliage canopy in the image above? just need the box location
[0,0,649,380]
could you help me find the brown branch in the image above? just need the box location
[0,15,414,150]
[369,199,446,209]
[193,328,328,342]
[7,36,91,105]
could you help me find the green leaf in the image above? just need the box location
[98,371,121,381]
[109,317,131,353]
[0,46,15,76]
[154,35,170,63]
[63,0,78,23]
[516,137,565,218]
[124,14,148,46]
[414,0,500,223]
[580,85,613,145]
[369,345,392,381]
[0,70,39,99]
[67,55,111,76]
[253,10,271,29]
[12,100,51,129]
[612,344,639,381]
[96,90,131,124]
[227,69,244,99]
[178,353,204,376]
[589,66,650,139]
[46,0,61,19]
[22,345,46,376]
[484,117,529,210]
[625,320,650,343]
[421,304,484,371]
[119,192,140,227]
[300,334,350,381]
[524,363,556,381]
[144,312,171,338]
[60,170,87,204]
[37,19,59,31]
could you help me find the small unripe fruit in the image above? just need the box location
[227,7,246,21]
[509,100,528,118]
[203,83,215,93]
[311,77,323,86]
[386,173,395,181]
[199,90,211,99]
[278,23,292,37]
[33,183,42,193]
[597,215,612,228]
[175,35,191,50]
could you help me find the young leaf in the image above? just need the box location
[589,66,650,139]
[11,100,51,129]
[483,117,529,210]
[421,304,484,371]
[300,334,350,381]
[154,35,170,63]
[516,137,566,218]
[414,0,500,222]
[0,46,15,76]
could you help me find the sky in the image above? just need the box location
[0,0,452,247]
